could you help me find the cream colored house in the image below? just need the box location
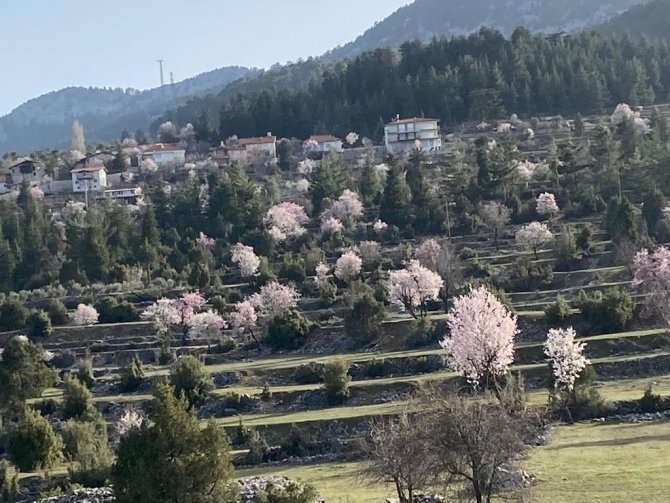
[384,117,441,155]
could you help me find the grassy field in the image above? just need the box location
[523,421,670,502]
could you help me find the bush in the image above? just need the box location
[47,299,69,326]
[256,481,320,503]
[578,288,635,334]
[119,355,145,392]
[544,296,572,328]
[639,385,665,413]
[292,363,324,385]
[280,424,316,458]
[26,310,53,338]
[241,429,269,466]
[407,318,439,348]
[322,359,350,405]
[33,398,59,417]
[549,366,610,421]
[0,459,19,501]
[95,298,139,324]
[62,418,112,488]
[63,375,94,420]
[344,292,386,344]
[576,225,593,254]
[0,298,28,331]
[169,356,214,409]
[5,408,63,471]
[76,357,96,389]
[279,256,307,284]
[51,349,77,369]
[211,295,226,316]
[266,309,313,351]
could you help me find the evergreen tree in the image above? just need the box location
[379,164,411,229]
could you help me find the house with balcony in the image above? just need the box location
[96,186,143,204]
[384,117,441,156]
[71,164,107,193]
[142,143,186,167]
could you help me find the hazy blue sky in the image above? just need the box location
[0,0,410,116]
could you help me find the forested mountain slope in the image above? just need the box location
[598,0,670,39]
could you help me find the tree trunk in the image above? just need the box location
[249,330,261,352]
[494,227,499,251]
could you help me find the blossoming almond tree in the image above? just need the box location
[141,298,180,337]
[387,260,442,319]
[543,327,589,392]
[265,202,309,242]
[536,192,559,217]
[440,286,517,389]
[320,217,344,235]
[515,222,553,259]
[187,311,227,341]
[71,304,99,326]
[334,251,363,284]
[249,281,300,322]
[479,202,511,251]
[230,300,260,349]
[323,189,364,226]
[170,292,206,343]
[230,243,261,278]
[632,247,670,326]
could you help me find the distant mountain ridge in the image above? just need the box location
[324,0,649,60]
[0,66,254,154]
[598,0,670,39]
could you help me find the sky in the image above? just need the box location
[0,0,410,116]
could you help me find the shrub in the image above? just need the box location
[33,398,59,417]
[0,460,19,501]
[576,225,593,254]
[344,292,386,344]
[322,359,350,405]
[63,375,94,420]
[639,385,665,413]
[280,424,316,458]
[51,349,77,369]
[26,310,53,338]
[169,356,213,409]
[293,363,324,384]
[279,256,307,284]
[215,336,236,353]
[211,295,226,316]
[0,298,28,331]
[256,481,320,503]
[119,355,145,392]
[549,366,610,421]
[260,382,272,401]
[266,309,313,351]
[578,288,635,334]
[47,299,69,326]
[61,417,113,487]
[241,429,269,465]
[407,318,439,348]
[76,357,96,389]
[95,298,139,324]
[5,408,63,471]
[544,296,572,328]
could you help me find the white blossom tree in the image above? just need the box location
[141,298,180,337]
[249,281,300,321]
[71,304,99,326]
[388,260,442,319]
[515,222,553,259]
[265,202,309,242]
[323,189,364,226]
[357,241,382,267]
[440,287,517,388]
[536,192,559,217]
[334,251,363,284]
[632,247,670,325]
[230,243,260,278]
[187,311,227,340]
[321,217,344,235]
[230,300,259,349]
[543,327,589,392]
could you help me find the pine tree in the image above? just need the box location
[379,164,411,229]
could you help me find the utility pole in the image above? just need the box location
[157,59,165,87]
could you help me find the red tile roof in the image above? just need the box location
[387,117,440,126]
[306,134,341,144]
[143,143,184,153]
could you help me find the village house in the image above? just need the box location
[384,117,442,156]
[142,143,186,167]
[212,133,277,165]
[71,164,107,193]
[7,158,47,186]
[96,186,143,204]
[304,134,343,154]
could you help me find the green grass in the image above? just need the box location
[523,421,670,502]
[236,462,391,503]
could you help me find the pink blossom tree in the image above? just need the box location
[230,300,260,349]
[543,327,589,392]
[141,298,180,337]
[536,192,559,218]
[334,251,363,284]
[323,189,364,226]
[249,281,300,321]
[320,217,344,235]
[632,247,670,325]
[187,311,227,340]
[388,260,442,319]
[515,222,553,259]
[71,304,99,326]
[479,202,511,251]
[414,239,462,307]
[440,287,517,388]
[265,202,309,242]
[230,243,260,278]
[170,292,206,343]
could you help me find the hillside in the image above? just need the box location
[0,65,253,154]
[598,0,670,39]
[325,0,648,60]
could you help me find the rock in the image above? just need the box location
[34,487,115,503]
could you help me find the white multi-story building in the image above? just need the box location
[142,143,186,167]
[71,165,107,193]
[384,117,441,156]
